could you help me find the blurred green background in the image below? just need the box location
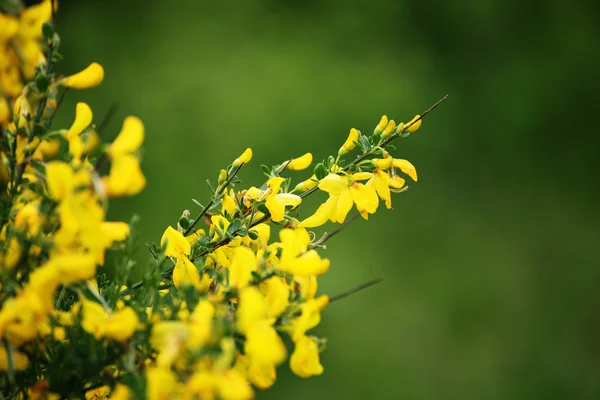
[53,0,600,398]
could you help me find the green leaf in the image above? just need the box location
[261,164,271,176]
[42,21,55,41]
[247,230,259,240]
[35,74,50,92]
[178,217,190,230]
[192,199,204,208]
[314,163,327,180]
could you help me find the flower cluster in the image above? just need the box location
[0,3,442,399]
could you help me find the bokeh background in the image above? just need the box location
[53,0,600,398]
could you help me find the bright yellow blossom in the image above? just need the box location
[64,62,105,89]
[161,226,201,289]
[287,152,313,171]
[290,335,324,378]
[264,176,301,222]
[338,128,359,155]
[232,148,253,167]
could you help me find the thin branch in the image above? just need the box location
[129,96,447,293]
[309,213,360,250]
[184,163,243,236]
[96,102,120,135]
[46,87,68,129]
[329,277,385,303]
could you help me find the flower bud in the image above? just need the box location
[406,115,422,133]
[338,128,359,156]
[372,157,393,170]
[232,148,253,167]
[373,115,388,135]
[287,152,313,171]
[381,119,396,139]
[64,62,104,89]
[218,169,228,185]
[293,175,318,192]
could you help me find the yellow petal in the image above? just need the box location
[406,115,422,133]
[101,221,130,243]
[290,335,324,378]
[229,246,257,289]
[299,203,329,228]
[161,226,191,257]
[232,148,253,167]
[350,183,379,216]
[332,190,353,223]
[392,159,418,181]
[351,171,373,181]
[287,153,313,171]
[109,116,144,157]
[374,115,388,135]
[67,102,93,139]
[338,128,359,155]
[173,256,200,289]
[317,173,348,195]
[372,157,393,170]
[103,154,146,196]
[45,161,73,200]
[64,62,105,89]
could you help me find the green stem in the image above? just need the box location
[184,163,244,237]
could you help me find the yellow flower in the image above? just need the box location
[221,193,237,216]
[150,321,188,367]
[381,119,396,138]
[147,367,181,400]
[216,369,254,400]
[109,116,144,158]
[232,148,252,167]
[229,246,257,289]
[1,237,22,270]
[67,102,93,139]
[236,287,267,334]
[293,276,318,300]
[290,335,324,378]
[264,177,301,222]
[102,154,146,197]
[373,115,388,135]
[392,158,418,181]
[300,172,378,226]
[287,152,313,171]
[188,300,215,349]
[278,228,329,277]
[290,295,329,341]
[100,221,130,243]
[161,226,200,289]
[245,321,287,366]
[64,62,105,89]
[292,174,318,193]
[338,128,359,155]
[80,299,139,341]
[406,114,422,133]
[261,276,290,319]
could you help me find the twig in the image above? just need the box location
[46,87,69,129]
[184,163,243,237]
[309,213,360,250]
[329,277,384,303]
[96,102,120,135]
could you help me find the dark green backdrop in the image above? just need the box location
[54,1,600,398]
